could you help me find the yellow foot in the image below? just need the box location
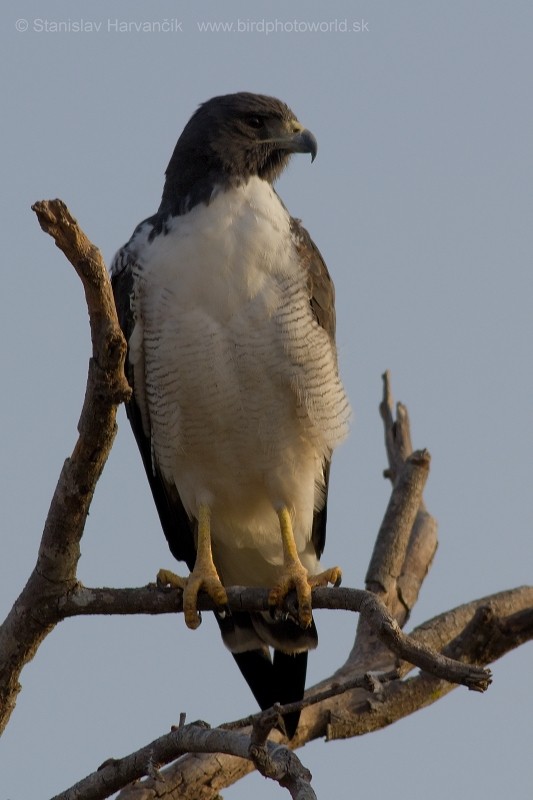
[157,505,228,630]
[308,566,342,590]
[182,562,228,631]
[157,565,228,630]
[269,559,313,627]
[269,563,342,628]
[157,568,187,590]
[269,507,342,627]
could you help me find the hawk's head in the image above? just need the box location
[162,92,317,210]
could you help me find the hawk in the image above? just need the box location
[111,92,350,737]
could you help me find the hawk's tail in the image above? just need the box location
[218,610,316,738]
[232,648,308,739]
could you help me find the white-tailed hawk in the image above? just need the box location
[111,92,351,737]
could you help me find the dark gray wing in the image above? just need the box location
[291,217,337,560]
[111,244,197,571]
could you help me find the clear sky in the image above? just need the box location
[1,1,532,798]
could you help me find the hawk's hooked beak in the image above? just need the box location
[287,126,318,162]
[266,120,318,162]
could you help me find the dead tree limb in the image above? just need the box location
[43,583,492,689]
[113,586,531,799]
[50,721,316,800]
[1,201,531,800]
[348,374,438,670]
[0,200,130,735]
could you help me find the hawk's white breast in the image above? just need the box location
[127,176,350,585]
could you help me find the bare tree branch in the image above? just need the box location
[0,200,130,735]
[114,585,532,799]
[326,588,533,740]
[379,374,438,615]
[349,373,438,668]
[46,583,492,688]
[49,587,532,800]
[377,376,438,622]
[380,369,413,481]
[2,202,531,800]
[50,721,316,800]
[365,448,431,601]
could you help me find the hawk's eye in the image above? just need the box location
[246,116,262,129]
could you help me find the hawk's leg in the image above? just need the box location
[268,507,342,628]
[157,504,228,630]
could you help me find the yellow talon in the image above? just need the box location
[157,568,188,590]
[309,566,342,590]
[269,507,341,627]
[157,506,227,629]
[159,504,228,630]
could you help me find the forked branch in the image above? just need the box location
[0,201,530,800]
[0,200,130,735]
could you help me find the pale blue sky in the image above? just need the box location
[1,2,532,798]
